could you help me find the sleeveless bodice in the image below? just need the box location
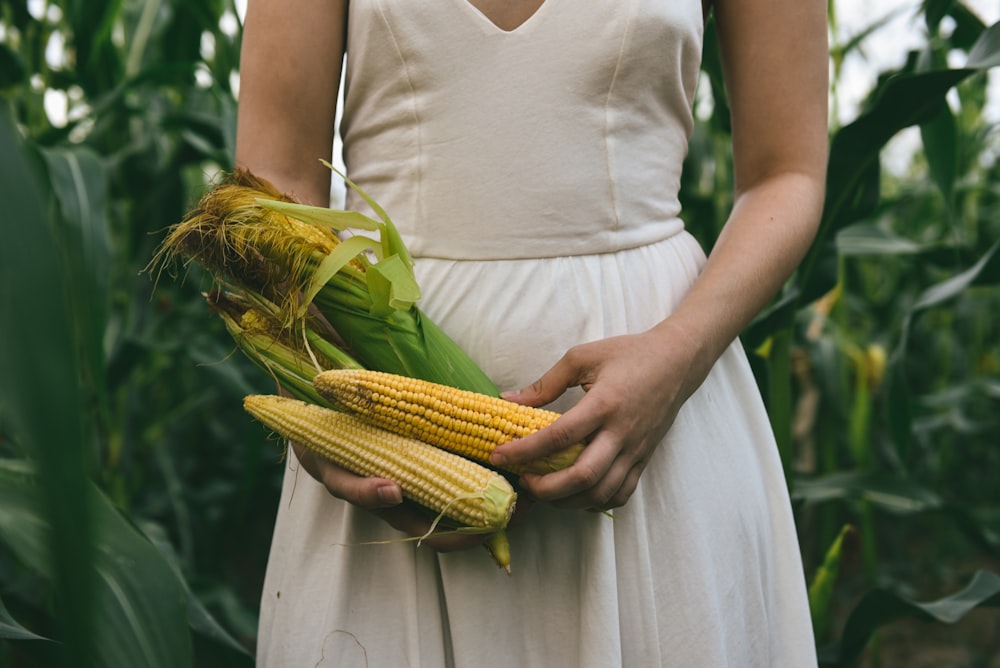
[341,0,704,259]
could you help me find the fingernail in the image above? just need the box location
[500,390,520,400]
[490,453,506,467]
[376,484,401,505]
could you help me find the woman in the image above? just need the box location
[237,0,828,665]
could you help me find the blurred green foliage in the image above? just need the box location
[0,0,998,665]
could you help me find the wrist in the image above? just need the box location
[647,316,724,399]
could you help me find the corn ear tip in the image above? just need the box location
[484,530,512,575]
[244,393,280,415]
[484,477,517,529]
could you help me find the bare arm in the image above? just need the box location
[235,0,345,206]
[491,0,829,509]
[668,0,828,368]
[236,0,481,549]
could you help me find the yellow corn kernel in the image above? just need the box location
[312,369,583,475]
[243,394,516,532]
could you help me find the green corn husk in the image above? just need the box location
[206,290,360,407]
[151,167,499,397]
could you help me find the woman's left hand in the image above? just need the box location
[490,320,711,511]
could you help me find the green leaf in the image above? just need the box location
[0,43,26,90]
[923,0,953,33]
[919,99,958,204]
[0,101,96,667]
[944,4,989,50]
[138,521,251,657]
[793,471,942,513]
[742,285,801,350]
[884,352,915,465]
[0,461,194,668]
[835,223,928,256]
[0,592,48,641]
[823,570,1000,666]
[966,20,1000,68]
[797,20,1000,308]
[59,0,125,93]
[882,240,1000,463]
[911,239,1000,312]
[801,68,970,304]
[809,525,856,643]
[38,144,112,420]
[766,328,796,486]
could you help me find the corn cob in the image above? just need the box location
[243,394,517,533]
[313,369,584,476]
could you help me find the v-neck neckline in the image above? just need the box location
[455,0,553,35]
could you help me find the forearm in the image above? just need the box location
[655,170,824,380]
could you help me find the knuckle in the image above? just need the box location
[584,391,615,417]
[561,345,585,366]
[605,465,644,509]
[604,491,628,510]
[569,462,603,490]
[590,486,615,509]
[547,423,578,451]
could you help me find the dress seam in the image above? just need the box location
[410,226,690,264]
[602,0,636,233]
[374,0,424,226]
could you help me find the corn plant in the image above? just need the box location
[2,1,1000,667]
[1,0,258,666]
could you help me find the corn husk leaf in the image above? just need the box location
[323,160,413,264]
[256,174,422,317]
[151,167,498,396]
[208,290,360,405]
[367,254,422,316]
[255,199,384,234]
[302,234,384,316]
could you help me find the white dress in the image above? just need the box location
[256,1,818,666]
